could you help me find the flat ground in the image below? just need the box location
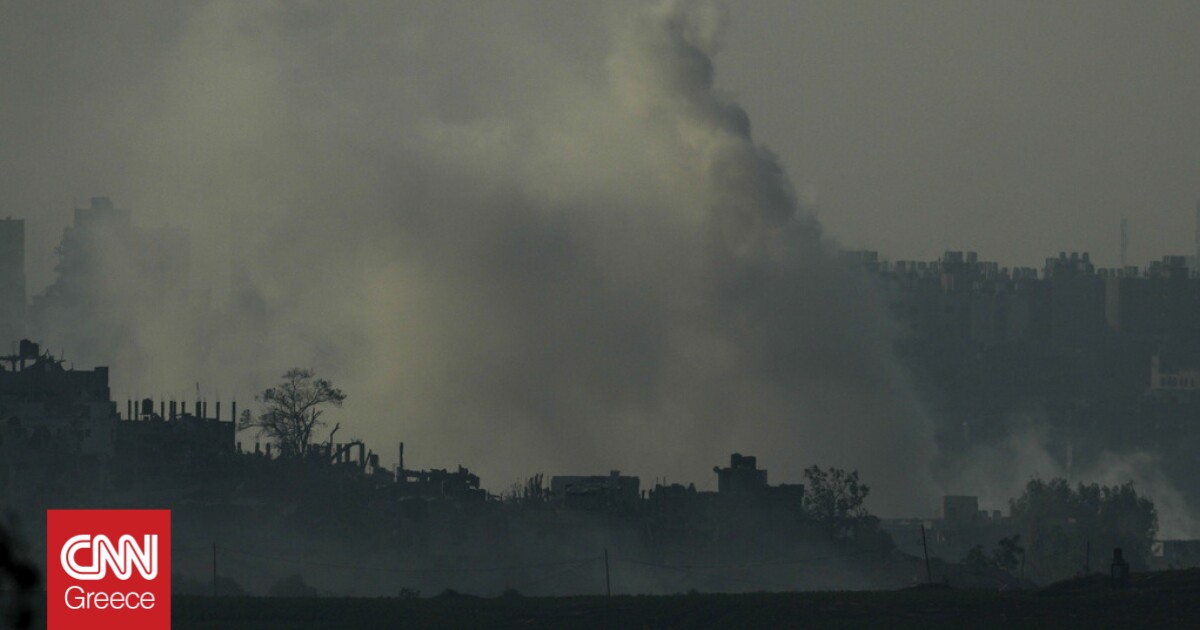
[21,570,1199,628]
[165,571,1200,629]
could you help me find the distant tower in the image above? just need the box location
[1194,200,1200,259]
[1120,217,1129,270]
[0,218,25,345]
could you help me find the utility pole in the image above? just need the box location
[604,548,611,598]
[212,543,217,597]
[920,525,933,584]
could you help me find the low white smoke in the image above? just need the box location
[952,420,1199,538]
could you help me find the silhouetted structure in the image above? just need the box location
[114,396,236,487]
[551,471,639,511]
[848,244,1200,510]
[714,453,767,496]
[0,340,117,505]
[881,496,1013,563]
[0,218,25,346]
[396,464,485,501]
[28,197,190,370]
[1111,548,1130,587]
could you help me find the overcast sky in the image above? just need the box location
[5,1,1200,287]
[723,1,1200,268]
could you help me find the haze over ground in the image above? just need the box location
[2,1,1199,517]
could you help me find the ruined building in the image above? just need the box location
[0,340,118,505]
[28,197,190,371]
[881,495,1013,564]
[550,470,640,511]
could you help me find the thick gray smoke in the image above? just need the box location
[3,1,937,513]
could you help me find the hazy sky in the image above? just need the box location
[5,1,1200,285]
[2,1,1199,510]
[723,1,1200,269]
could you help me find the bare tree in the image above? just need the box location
[240,368,346,457]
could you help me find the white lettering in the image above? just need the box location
[61,534,158,580]
[65,585,85,609]
[62,585,156,610]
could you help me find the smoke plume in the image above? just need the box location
[4,1,938,512]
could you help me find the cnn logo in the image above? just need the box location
[47,510,171,630]
[60,534,158,580]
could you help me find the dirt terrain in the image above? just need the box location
[161,570,1200,629]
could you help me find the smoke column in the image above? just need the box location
[6,1,938,513]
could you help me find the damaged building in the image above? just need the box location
[881,496,1015,564]
[550,471,640,511]
[0,340,117,506]
[28,197,191,373]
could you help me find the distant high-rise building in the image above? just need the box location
[1187,201,1200,278]
[1194,200,1200,259]
[29,197,190,369]
[0,218,26,345]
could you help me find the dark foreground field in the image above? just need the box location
[166,571,1200,629]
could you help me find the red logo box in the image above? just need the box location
[47,509,171,630]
